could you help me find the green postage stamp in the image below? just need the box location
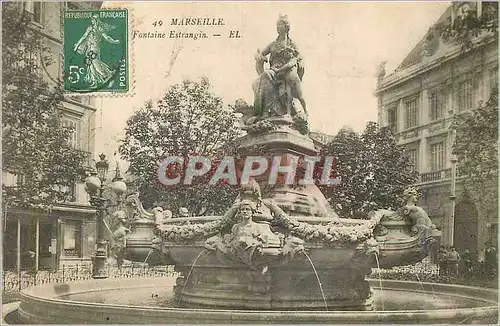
[63,9,129,94]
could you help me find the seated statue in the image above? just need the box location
[252,14,307,120]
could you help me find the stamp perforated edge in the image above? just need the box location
[62,6,135,98]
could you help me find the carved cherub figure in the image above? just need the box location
[152,206,173,227]
[110,210,131,268]
[230,200,263,243]
[179,207,189,218]
[402,187,419,206]
[234,98,258,127]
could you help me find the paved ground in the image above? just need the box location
[2,293,20,304]
[2,301,20,324]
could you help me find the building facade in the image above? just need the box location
[3,2,102,271]
[309,130,336,150]
[375,2,498,258]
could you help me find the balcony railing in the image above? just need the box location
[418,167,465,184]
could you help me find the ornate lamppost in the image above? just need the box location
[85,153,127,279]
[448,107,458,247]
[449,153,458,246]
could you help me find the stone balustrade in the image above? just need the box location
[418,167,465,184]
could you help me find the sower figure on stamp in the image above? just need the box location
[74,14,120,88]
[253,14,307,119]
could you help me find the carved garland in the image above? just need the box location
[157,208,238,243]
[157,209,384,245]
[246,119,279,134]
[271,210,383,244]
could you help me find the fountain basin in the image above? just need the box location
[155,205,437,311]
[17,277,498,324]
[125,218,157,262]
[125,218,174,266]
[168,243,375,310]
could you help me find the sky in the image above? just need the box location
[96,1,450,166]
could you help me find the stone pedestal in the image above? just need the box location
[91,253,107,279]
[238,124,337,218]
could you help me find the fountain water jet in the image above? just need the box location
[374,253,384,311]
[303,250,328,311]
[143,249,153,264]
[176,249,207,306]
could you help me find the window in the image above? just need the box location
[65,2,80,10]
[404,98,418,129]
[16,174,25,187]
[68,96,83,103]
[429,89,445,121]
[458,79,473,111]
[17,45,40,74]
[33,2,43,24]
[481,2,498,24]
[2,172,16,187]
[29,51,40,74]
[406,148,419,172]
[67,182,77,202]
[387,106,398,133]
[62,118,80,149]
[58,53,63,80]
[489,67,498,94]
[63,220,82,257]
[24,2,34,13]
[25,2,43,25]
[430,142,446,171]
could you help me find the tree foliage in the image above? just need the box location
[453,88,498,217]
[2,3,87,209]
[119,78,243,215]
[319,122,419,218]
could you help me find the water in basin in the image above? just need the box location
[59,283,489,312]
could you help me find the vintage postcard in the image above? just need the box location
[2,1,498,324]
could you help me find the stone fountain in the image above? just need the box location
[152,183,437,311]
[144,13,438,311]
[14,14,497,324]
